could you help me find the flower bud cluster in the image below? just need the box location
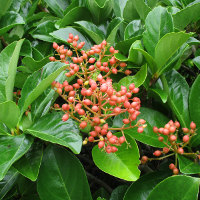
[141,120,199,175]
[50,33,146,153]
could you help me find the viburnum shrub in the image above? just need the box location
[50,34,146,153]
[141,120,200,175]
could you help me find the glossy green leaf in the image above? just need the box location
[189,75,200,146]
[143,6,173,56]
[30,20,57,43]
[165,70,190,127]
[146,0,159,8]
[50,27,92,50]
[26,112,82,154]
[178,155,200,174]
[0,0,13,17]
[31,71,66,122]
[149,88,168,103]
[110,185,128,200]
[85,0,113,24]
[193,56,200,69]
[0,40,24,103]
[0,123,9,135]
[18,62,66,118]
[92,133,140,181]
[0,101,20,130]
[0,134,33,181]
[37,145,92,200]
[124,20,144,40]
[131,0,151,21]
[106,17,123,45]
[0,11,24,35]
[173,2,200,29]
[0,167,19,200]
[124,107,169,147]
[43,0,69,17]
[155,32,191,71]
[113,0,128,18]
[22,56,50,73]
[20,40,32,57]
[57,7,92,28]
[124,171,171,200]
[118,64,147,89]
[14,141,43,181]
[75,21,105,44]
[147,175,200,200]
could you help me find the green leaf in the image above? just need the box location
[147,175,200,200]
[130,0,151,21]
[0,0,13,17]
[18,62,66,118]
[113,0,128,18]
[0,134,33,181]
[37,145,92,200]
[178,155,200,174]
[43,0,69,17]
[14,141,43,181]
[193,56,200,70]
[0,167,19,200]
[0,123,10,135]
[50,27,92,50]
[92,133,140,181]
[124,107,169,147]
[26,112,82,154]
[0,40,24,103]
[165,70,190,127]
[106,17,123,45]
[124,171,171,200]
[0,11,24,35]
[85,0,113,24]
[189,75,200,146]
[118,64,147,89]
[0,101,20,130]
[30,20,57,43]
[143,6,173,56]
[155,32,191,72]
[124,20,144,40]
[22,56,50,73]
[110,185,128,200]
[173,2,200,29]
[57,7,92,28]
[75,21,105,44]
[149,88,168,103]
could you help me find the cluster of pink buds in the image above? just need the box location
[141,120,199,175]
[50,34,146,153]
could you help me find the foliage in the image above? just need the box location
[0,0,200,199]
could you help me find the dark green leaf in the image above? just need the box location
[18,62,66,118]
[0,40,24,102]
[178,155,200,174]
[143,6,173,56]
[75,21,105,44]
[193,56,200,69]
[124,171,171,200]
[106,17,123,45]
[14,141,43,181]
[0,134,33,181]
[37,145,92,200]
[50,27,92,50]
[173,2,200,29]
[0,101,20,130]
[155,32,191,72]
[165,70,190,127]
[124,107,169,147]
[110,185,128,200]
[0,0,13,17]
[26,112,82,154]
[0,167,19,200]
[147,175,200,200]
[57,7,92,28]
[20,40,32,57]
[189,75,200,146]
[0,11,24,35]
[149,88,168,103]
[92,133,140,181]
[30,20,57,42]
